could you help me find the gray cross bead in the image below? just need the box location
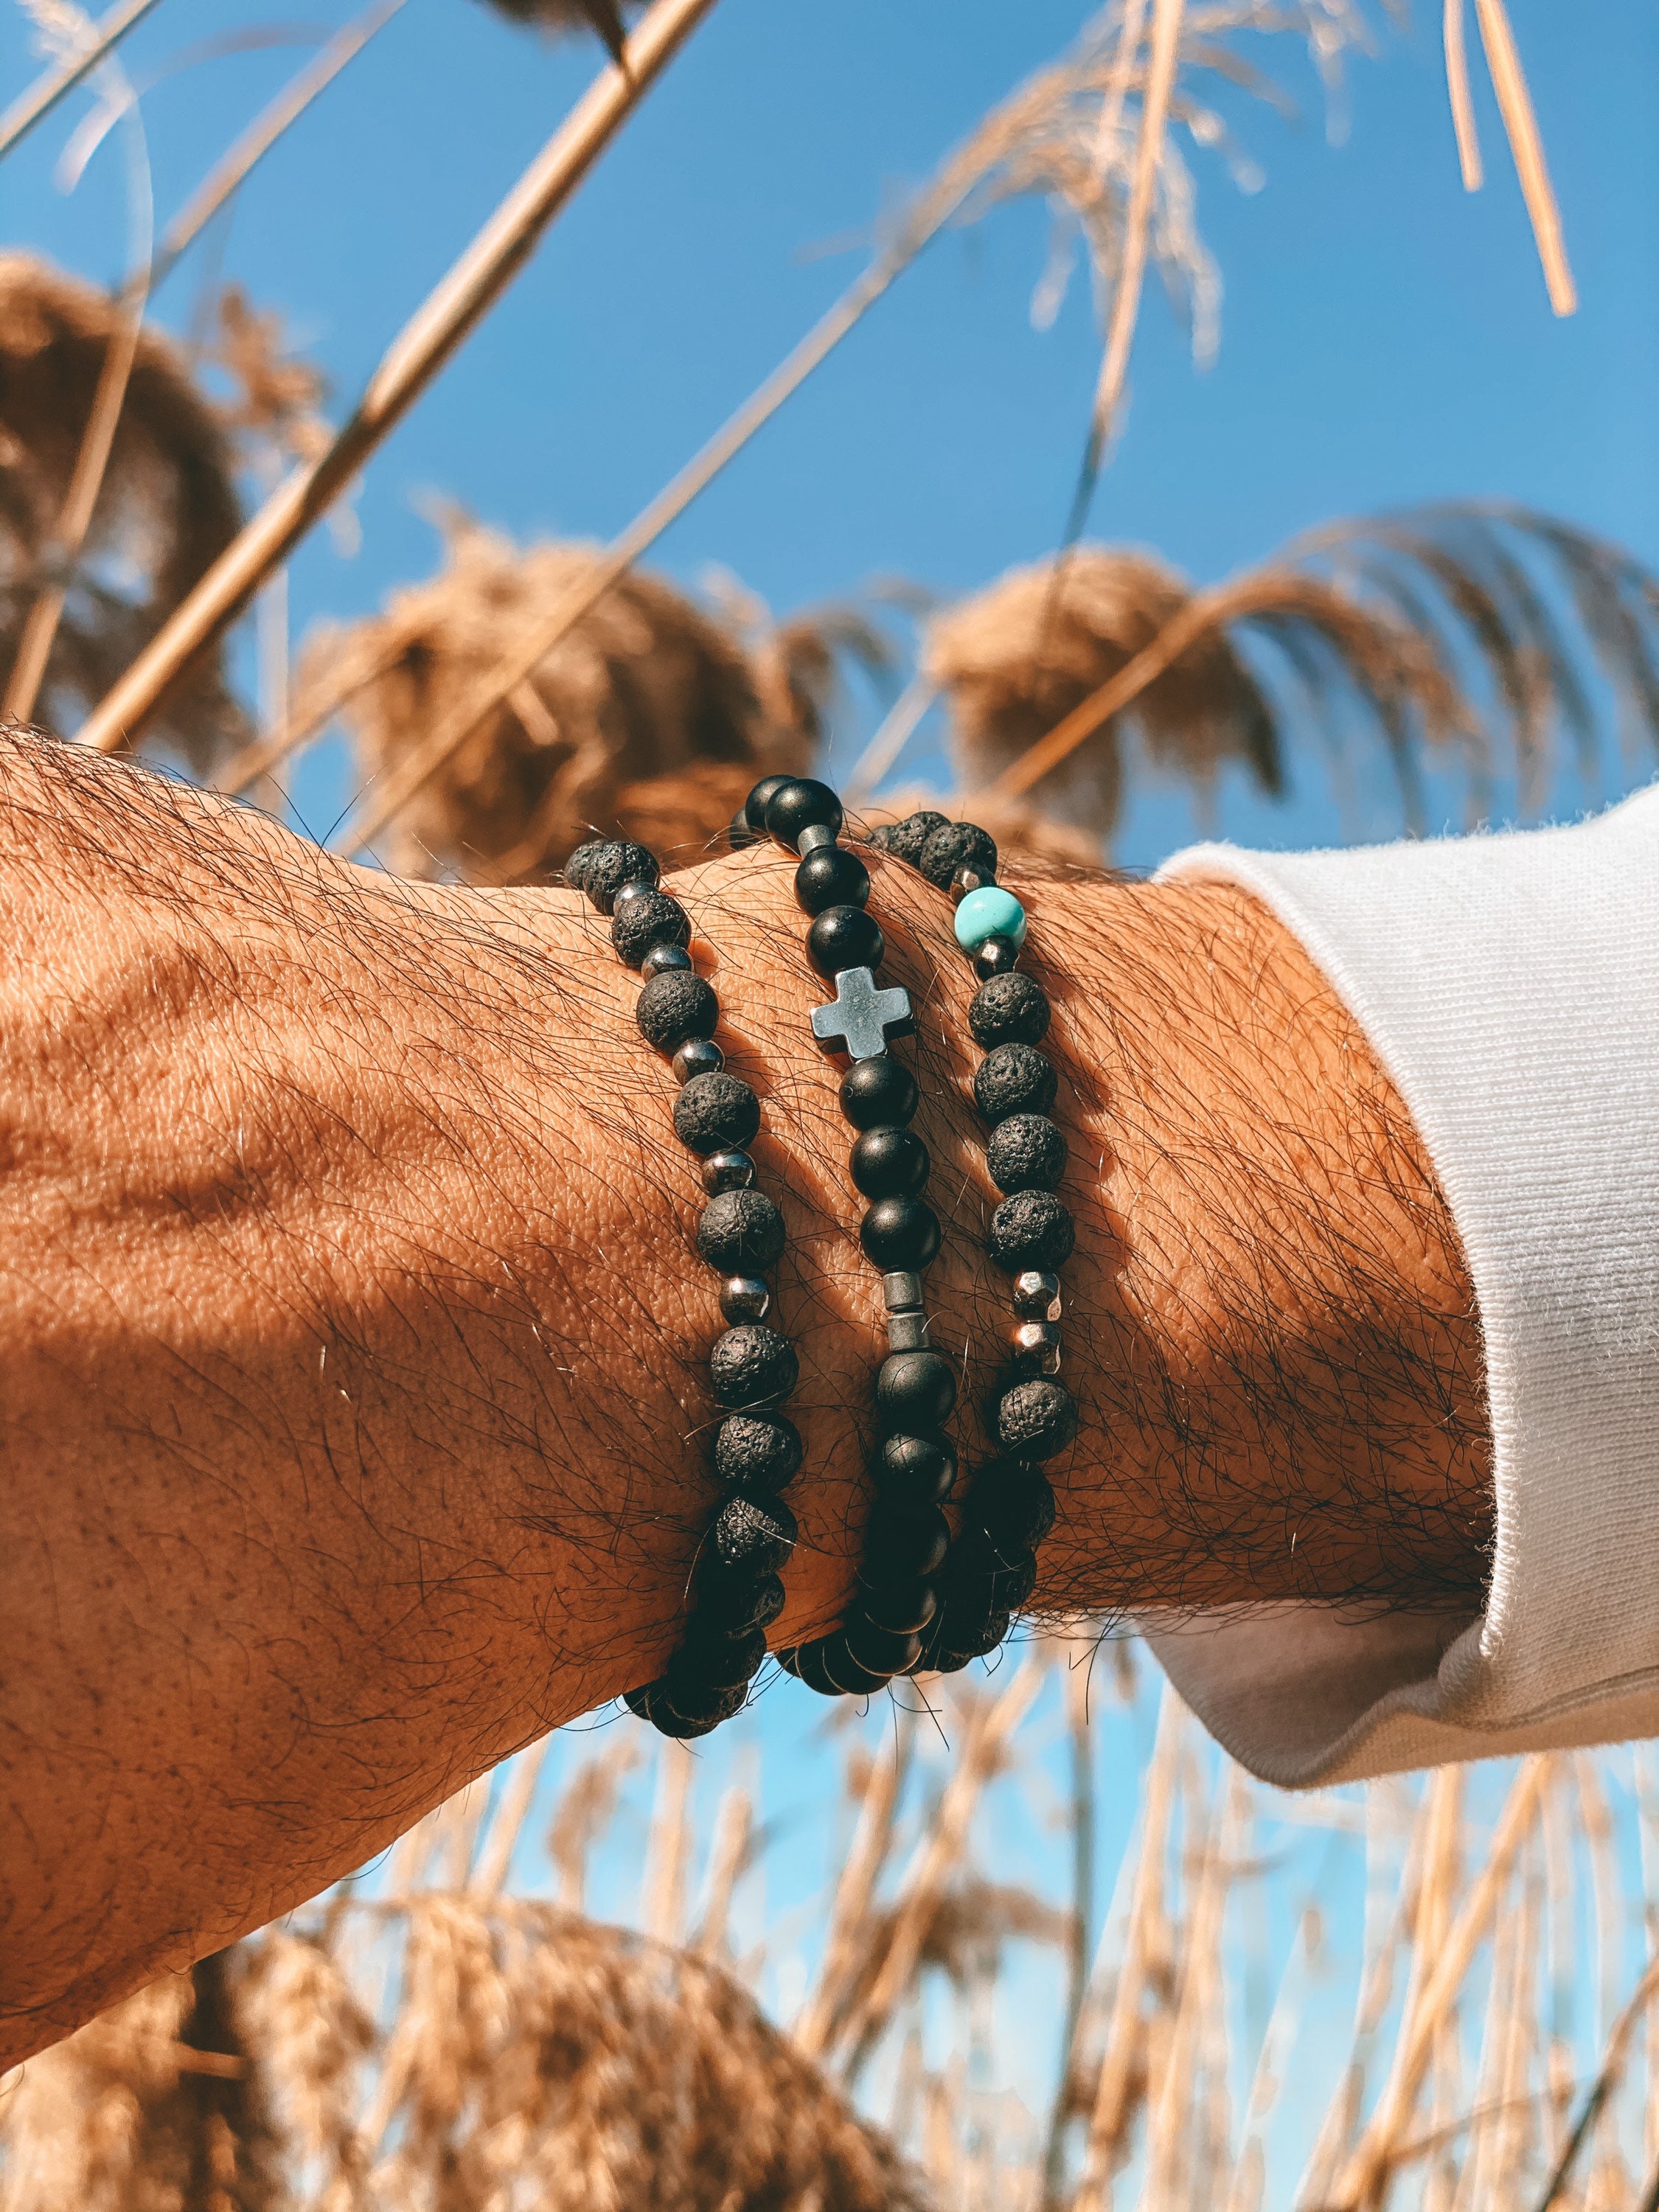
[810,965,914,1061]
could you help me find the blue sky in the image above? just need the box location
[5,0,1657,866]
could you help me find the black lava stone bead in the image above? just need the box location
[876,1349,958,1430]
[578,840,660,914]
[844,1615,922,1680]
[675,1624,768,1691]
[951,1536,1039,1613]
[712,1490,799,1575]
[860,1498,951,1582]
[699,1566,787,1635]
[874,1431,958,1503]
[840,1055,918,1130]
[919,819,998,891]
[967,1464,1057,1552]
[765,777,845,852]
[807,903,884,979]
[712,1413,803,1492]
[860,1196,942,1271]
[995,1378,1078,1461]
[612,888,692,969]
[674,1071,762,1155]
[851,1125,930,1200]
[697,1188,787,1274]
[932,1606,1012,1666]
[969,971,1050,1049]
[973,1043,1058,1123]
[636,970,718,1054]
[873,810,947,868]
[987,1189,1075,1274]
[709,1324,799,1408]
[795,844,871,916]
[744,774,793,833]
[986,1113,1067,1195]
[858,1576,939,1635]
[563,839,603,893]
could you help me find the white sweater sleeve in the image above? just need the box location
[1140,784,1659,1787]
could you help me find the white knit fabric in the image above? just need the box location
[1141,784,1659,1786]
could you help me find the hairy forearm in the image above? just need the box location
[0,735,1490,2059]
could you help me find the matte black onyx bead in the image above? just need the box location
[874,1431,957,1503]
[675,1624,767,1691]
[973,936,1022,980]
[995,1378,1079,1461]
[860,1196,941,1271]
[700,1566,786,1634]
[851,1126,930,1200]
[919,819,998,891]
[781,1641,841,1696]
[673,1037,725,1082]
[578,841,659,914]
[932,1612,1013,1672]
[987,1113,1067,1194]
[795,844,870,916]
[988,1189,1075,1273]
[840,1055,918,1130]
[675,1071,761,1155]
[807,904,883,979]
[636,970,717,1054]
[844,1615,922,1680]
[967,1465,1057,1553]
[765,777,844,852]
[720,1276,771,1326]
[709,1324,798,1408]
[641,942,695,980]
[969,971,1051,1049]
[870,810,946,868]
[712,1490,798,1574]
[623,1680,731,1739]
[974,1043,1058,1124]
[858,1576,939,1635]
[876,1349,957,1430]
[816,1634,890,1698]
[951,1539,1037,1613]
[698,1187,786,1274]
[728,806,759,852]
[744,773,793,833]
[612,888,692,969]
[702,1148,756,1195]
[860,1499,951,1583]
[713,1413,803,1492]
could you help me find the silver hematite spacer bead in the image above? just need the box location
[613,878,656,909]
[883,1269,925,1312]
[721,1276,771,1325]
[796,821,839,855]
[1012,1269,1062,1321]
[950,862,991,905]
[702,1149,757,1195]
[642,942,695,979]
[887,1310,931,1352]
[673,1037,725,1082]
[1012,1319,1062,1374]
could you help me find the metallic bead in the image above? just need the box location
[883,1269,925,1312]
[613,877,656,909]
[673,1037,725,1082]
[973,934,1022,980]
[887,1310,931,1352]
[796,820,839,856]
[720,1275,771,1325]
[1012,1269,1062,1321]
[1012,1319,1062,1375]
[641,942,695,979]
[702,1148,757,1194]
[950,862,992,904]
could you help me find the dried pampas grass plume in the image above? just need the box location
[309,518,810,880]
[473,0,638,61]
[0,254,244,768]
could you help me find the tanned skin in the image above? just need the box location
[0,733,1491,2065]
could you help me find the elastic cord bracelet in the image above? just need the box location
[735,776,959,1699]
[865,811,1077,1674]
[565,837,801,1741]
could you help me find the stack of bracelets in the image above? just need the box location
[569,775,1079,1739]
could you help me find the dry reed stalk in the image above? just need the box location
[1037,1654,1099,2207]
[1141,1761,1242,2208]
[643,1739,697,1946]
[75,0,719,758]
[692,1780,753,1959]
[832,1658,1046,2079]
[795,1717,916,2060]
[1223,1904,1317,2212]
[467,1735,553,1900]
[0,0,161,165]
[1470,0,1575,315]
[1441,0,1484,190]
[1531,1952,1659,2212]
[1071,1683,1186,2212]
[1447,1822,1524,2212]
[1332,1755,1552,2212]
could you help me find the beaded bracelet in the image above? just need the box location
[866,810,1077,1674]
[565,836,801,1740]
[735,776,959,1699]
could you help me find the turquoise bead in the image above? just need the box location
[953,885,1027,953]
